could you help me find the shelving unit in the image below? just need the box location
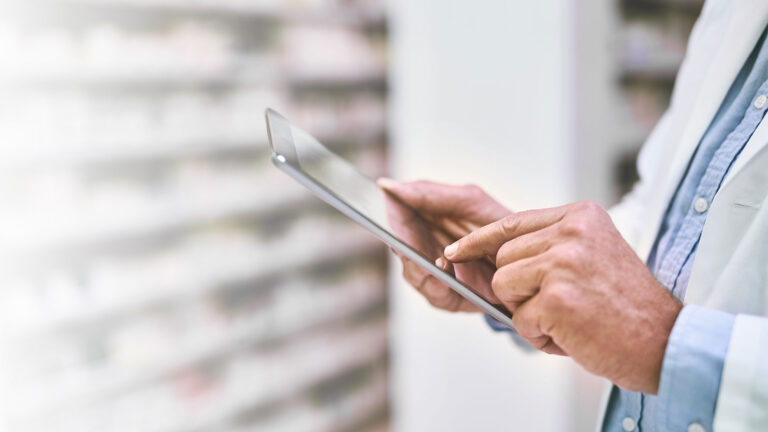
[612,0,704,197]
[0,1,390,431]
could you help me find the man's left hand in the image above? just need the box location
[443,200,682,394]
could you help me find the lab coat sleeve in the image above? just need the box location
[712,313,768,430]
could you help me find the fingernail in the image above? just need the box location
[376,177,398,190]
[444,243,458,258]
[435,257,446,269]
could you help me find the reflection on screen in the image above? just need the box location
[285,122,509,317]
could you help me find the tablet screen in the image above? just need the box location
[267,109,509,317]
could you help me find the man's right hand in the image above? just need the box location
[377,179,512,313]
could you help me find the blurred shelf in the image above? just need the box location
[0,0,391,430]
[257,368,389,432]
[621,0,704,14]
[13,319,388,432]
[1,194,309,262]
[1,140,263,167]
[1,69,388,92]
[356,420,391,432]
[13,0,387,29]
[4,232,384,340]
[12,281,386,420]
[619,61,680,82]
[156,319,388,432]
[1,125,387,167]
[325,383,388,432]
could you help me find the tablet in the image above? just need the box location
[265,108,513,328]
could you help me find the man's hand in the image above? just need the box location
[443,200,682,394]
[377,179,511,313]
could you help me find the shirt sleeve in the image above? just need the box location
[484,314,535,351]
[657,304,735,431]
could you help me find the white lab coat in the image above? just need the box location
[607,0,768,429]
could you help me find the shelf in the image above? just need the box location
[12,0,387,29]
[0,1,390,431]
[621,0,704,14]
[3,232,384,340]
[253,367,388,432]
[157,319,388,432]
[0,125,387,167]
[619,61,680,82]
[0,185,311,261]
[13,319,388,432]
[166,322,387,432]
[10,279,386,421]
[1,68,388,92]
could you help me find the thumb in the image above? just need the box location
[377,178,504,223]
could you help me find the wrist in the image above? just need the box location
[643,293,683,394]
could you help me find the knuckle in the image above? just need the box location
[490,268,506,293]
[541,284,571,313]
[575,200,604,216]
[499,215,519,236]
[551,245,582,267]
[559,217,590,237]
[495,241,513,267]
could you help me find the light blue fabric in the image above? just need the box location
[486,25,768,432]
[603,26,768,432]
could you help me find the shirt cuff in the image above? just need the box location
[483,315,535,351]
[484,314,513,332]
[657,304,735,432]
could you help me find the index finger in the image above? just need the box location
[443,206,568,262]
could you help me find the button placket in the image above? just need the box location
[621,416,636,432]
[693,197,709,213]
[754,94,767,109]
[687,422,707,432]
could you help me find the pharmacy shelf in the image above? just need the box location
[156,319,388,432]
[4,232,384,340]
[14,319,388,432]
[619,61,681,82]
[357,420,391,432]
[325,378,388,432]
[323,379,388,432]
[1,0,390,430]
[621,0,704,13]
[2,140,263,167]
[1,186,311,260]
[3,68,388,92]
[256,368,388,432]
[19,0,387,28]
[11,279,386,421]
[1,125,387,167]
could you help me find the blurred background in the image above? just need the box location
[0,0,702,431]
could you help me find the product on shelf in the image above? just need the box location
[0,0,390,430]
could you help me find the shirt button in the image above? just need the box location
[688,422,707,432]
[622,416,636,431]
[694,197,709,213]
[754,94,767,109]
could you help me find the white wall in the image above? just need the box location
[388,1,606,431]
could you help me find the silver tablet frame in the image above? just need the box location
[265,108,514,329]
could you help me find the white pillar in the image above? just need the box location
[388,1,606,431]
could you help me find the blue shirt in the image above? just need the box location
[603,25,768,432]
[488,25,768,432]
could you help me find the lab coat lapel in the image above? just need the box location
[636,0,768,259]
[720,2,768,188]
[662,0,768,205]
